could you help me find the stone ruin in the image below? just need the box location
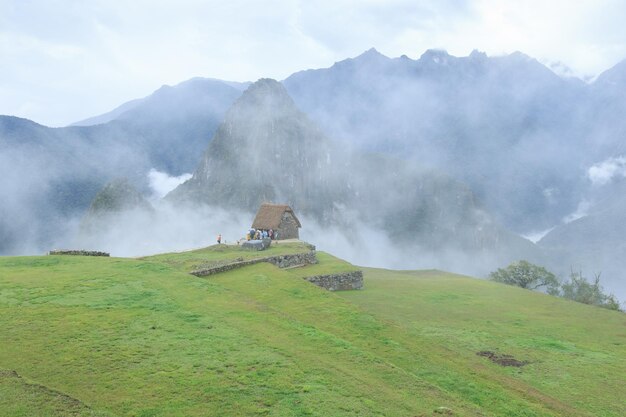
[190,248,363,291]
[48,250,110,257]
[240,238,272,251]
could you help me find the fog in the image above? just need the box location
[2,49,626,304]
[72,203,247,257]
[588,156,626,186]
[280,50,626,301]
[301,218,509,279]
[283,49,592,235]
[67,196,508,283]
[561,200,592,224]
[148,169,192,200]
[522,228,555,244]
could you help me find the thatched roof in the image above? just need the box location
[251,203,301,229]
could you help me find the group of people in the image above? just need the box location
[246,228,278,241]
[215,229,281,246]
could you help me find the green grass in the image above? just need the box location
[341,269,626,417]
[140,241,313,272]
[0,369,106,417]
[0,248,624,416]
[284,252,359,278]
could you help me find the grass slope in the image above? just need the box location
[140,241,315,271]
[0,245,624,416]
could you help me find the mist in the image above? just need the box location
[3,49,626,303]
[72,203,247,257]
[65,197,511,283]
[301,217,510,279]
[148,169,192,200]
[587,155,626,186]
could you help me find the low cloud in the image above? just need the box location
[68,205,507,280]
[148,169,192,200]
[588,156,626,186]
[72,203,249,257]
[300,217,511,279]
[522,227,555,243]
[562,199,591,223]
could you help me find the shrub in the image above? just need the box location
[489,260,559,293]
[560,271,621,311]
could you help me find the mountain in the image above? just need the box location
[70,97,145,127]
[594,58,626,89]
[79,178,154,242]
[71,77,250,127]
[168,78,539,273]
[85,178,153,215]
[586,60,626,159]
[539,179,626,300]
[168,78,340,218]
[5,48,626,292]
[0,116,115,254]
[283,49,592,233]
[0,79,244,254]
[102,78,245,174]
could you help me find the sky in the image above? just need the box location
[1,0,626,127]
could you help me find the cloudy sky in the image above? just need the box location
[1,0,626,126]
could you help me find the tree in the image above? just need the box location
[489,260,559,292]
[560,271,621,311]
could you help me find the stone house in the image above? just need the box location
[251,203,301,240]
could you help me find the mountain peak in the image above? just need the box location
[469,49,488,60]
[594,58,626,87]
[419,49,451,64]
[507,51,534,62]
[359,47,382,56]
[167,77,334,211]
[229,78,297,115]
[352,47,389,64]
[245,78,288,95]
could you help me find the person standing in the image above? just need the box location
[217,234,222,244]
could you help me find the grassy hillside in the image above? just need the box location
[342,269,626,416]
[140,241,315,271]
[0,245,624,416]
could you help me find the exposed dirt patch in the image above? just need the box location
[477,351,529,367]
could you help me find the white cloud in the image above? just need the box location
[522,227,555,243]
[2,0,626,125]
[148,169,192,200]
[588,156,626,186]
[562,200,592,223]
[72,203,249,256]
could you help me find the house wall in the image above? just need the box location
[277,212,299,239]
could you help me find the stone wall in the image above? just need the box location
[48,250,110,257]
[190,251,317,277]
[240,238,271,251]
[303,271,364,291]
[265,251,317,268]
[189,249,364,292]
